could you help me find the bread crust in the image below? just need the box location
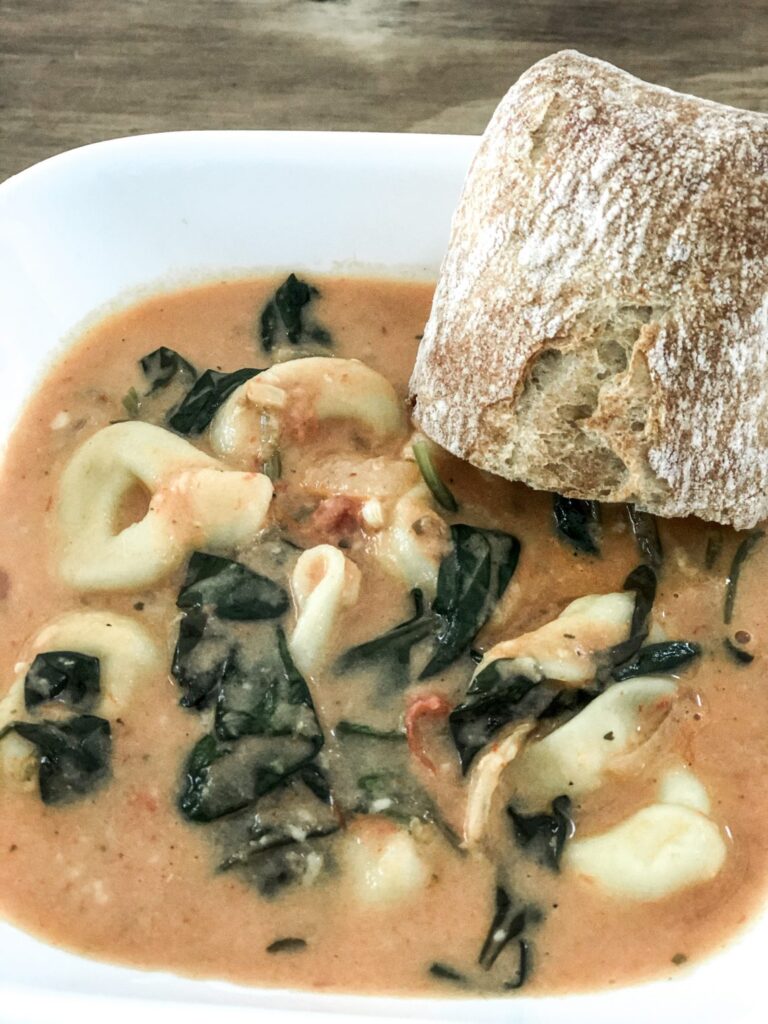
[410,51,768,529]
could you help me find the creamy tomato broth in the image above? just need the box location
[0,275,765,996]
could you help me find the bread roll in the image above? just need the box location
[410,51,768,529]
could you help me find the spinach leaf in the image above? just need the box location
[260,274,332,353]
[178,731,321,823]
[705,530,724,570]
[177,552,289,621]
[215,766,338,894]
[412,440,458,513]
[724,531,764,625]
[267,937,307,954]
[172,607,234,709]
[167,367,262,435]
[596,564,657,682]
[239,832,336,898]
[13,716,111,805]
[626,505,663,568]
[503,940,532,991]
[334,720,406,741]
[214,627,323,744]
[449,660,560,773]
[508,795,574,871]
[179,628,324,822]
[429,962,466,984]
[139,346,197,394]
[420,525,520,679]
[121,387,141,419]
[723,637,754,665]
[552,495,600,554]
[611,640,701,681]
[478,887,529,971]
[221,770,339,862]
[24,651,100,712]
[336,589,432,684]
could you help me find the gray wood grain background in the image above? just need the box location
[2,0,767,182]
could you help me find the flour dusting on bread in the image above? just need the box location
[410,51,768,529]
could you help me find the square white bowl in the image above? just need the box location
[0,131,762,1024]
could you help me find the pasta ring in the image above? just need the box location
[57,421,273,590]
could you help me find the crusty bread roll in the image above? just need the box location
[410,51,768,530]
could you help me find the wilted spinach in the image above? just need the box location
[724,531,764,625]
[172,607,234,709]
[139,346,197,394]
[260,273,332,353]
[611,640,701,681]
[24,651,100,712]
[12,715,111,805]
[214,628,323,744]
[177,552,289,621]
[552,495,600,555]
[449,659,560,773]
[626,505,663,568]
[508,795,574,872]
[723,637,754,665]
[168,367,262,435]
[336,589,432,684]
[420,525,520,679]
[179,629,323,822]
[595,564,657,684]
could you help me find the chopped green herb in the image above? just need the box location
[12,716,111,805]
[24,651,100,712]
[724,531,764,625]
[412,440,458,513]
[552,495,600,555]
[508,795,574,872]
[121,387,141,419]
[168,367,262,435]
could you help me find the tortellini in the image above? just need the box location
[0,611,163,785]
[373,484,451,598]
[511,676,677,810]
[289,545,361,677]
[563,766,727,900]
[58,422,273,590]
[345,823,429,906]
[477,591,636,687]
[210,357,406,466]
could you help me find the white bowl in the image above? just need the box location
[0,131,762,1024]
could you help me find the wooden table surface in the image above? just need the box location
[2,0,767,183]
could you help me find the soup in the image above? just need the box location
[0,275,765,996]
